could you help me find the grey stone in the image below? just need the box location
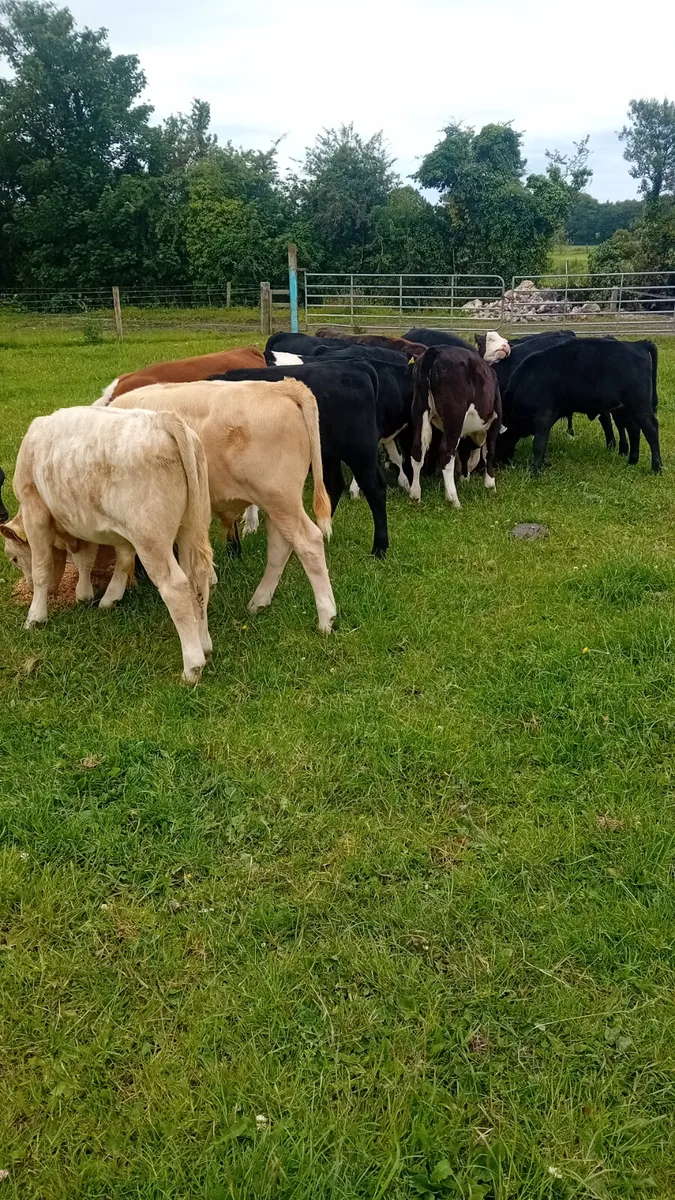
[510,522,550,540]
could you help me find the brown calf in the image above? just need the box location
[94,347,266,405]
[409,346,502,507]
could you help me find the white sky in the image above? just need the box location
[62,0,675,200]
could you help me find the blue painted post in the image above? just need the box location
[288,243,299,333]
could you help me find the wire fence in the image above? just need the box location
[1,271,675,343]
[0,286,272,340]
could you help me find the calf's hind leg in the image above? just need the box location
[71,541,99,601]
[248,519,293,614]
[135,543,206,684]
[274,511,336,633]
[99,542,136,610]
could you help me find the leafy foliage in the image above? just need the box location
[415,122,576,279]
[565,194,644,244]
[2,1,665,295]
[620,98,675,200]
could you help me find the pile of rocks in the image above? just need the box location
[460,279,603,323]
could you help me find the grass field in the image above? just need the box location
[2,331,675,1199]
[546,247,591,278]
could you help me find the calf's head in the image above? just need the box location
[1,514,32,583]
[475,331,510,364]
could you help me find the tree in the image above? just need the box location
[620,98,675,200]
[0,0,155,286]
[291,124,397,272]
[415,122,572,279]
[152,99,217,174]
[184,146,290,289]
[369,186,455,273]
[565,194,643,244]
[545,136,593,192]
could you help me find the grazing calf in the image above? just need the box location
[405,328,511,364]
[111,380,336,632]
[409,347,502,506]
[0,407,213,683]
[0,467,8,523]
[215,362,388,557]
[94,347,265,405]
[266,331,427,363]
[499,337,660,474]
[300,345,414,493]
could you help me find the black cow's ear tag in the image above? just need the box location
[409,356,415,365]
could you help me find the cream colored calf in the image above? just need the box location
[110,378,336,633]
[0,406,213,683]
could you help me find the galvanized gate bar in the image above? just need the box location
[301,270,675,335]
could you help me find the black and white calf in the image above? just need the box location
[405,328,511,364]
[409,347,503,506]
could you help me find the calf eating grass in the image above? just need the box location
[1,406,213,684]
[111,379,337,633]
[409,346,503,506]
[93,347,266,405]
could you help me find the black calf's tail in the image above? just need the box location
[645,341,659,412]
[412,345,440,413]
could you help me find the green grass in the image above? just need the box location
[546,247,591,278]
[2,331,675,1198]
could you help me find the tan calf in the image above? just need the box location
[1,406,213,683]
[111,378,337,632]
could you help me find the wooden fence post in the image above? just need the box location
[112,286,123,341]
[260,281,272,336]
[226,281,232,309]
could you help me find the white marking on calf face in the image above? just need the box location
[272,351,304,365]
[483,332,510,364]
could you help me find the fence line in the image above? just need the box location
[303,270,675,336]
[1,271,675,340]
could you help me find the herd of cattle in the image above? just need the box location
[0,325,662,681]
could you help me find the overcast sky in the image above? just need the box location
[65,0,674,202]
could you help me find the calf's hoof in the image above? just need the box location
[181,661,205,685]
[24,616,46,630]
[371,546,388,559]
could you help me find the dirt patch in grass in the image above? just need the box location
[12,547,116,608]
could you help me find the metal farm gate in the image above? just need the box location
[303,273,505,331]
[302,270,675,336]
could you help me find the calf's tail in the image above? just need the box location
[290,381,332,539]
[645,341,659,412]
[93,377,120,407]
[412,345,439,416]
[159,411,213,576]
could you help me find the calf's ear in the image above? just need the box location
[0,522,27,544]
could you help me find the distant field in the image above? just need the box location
[1,330,675,1197]
[547,245,591,276]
